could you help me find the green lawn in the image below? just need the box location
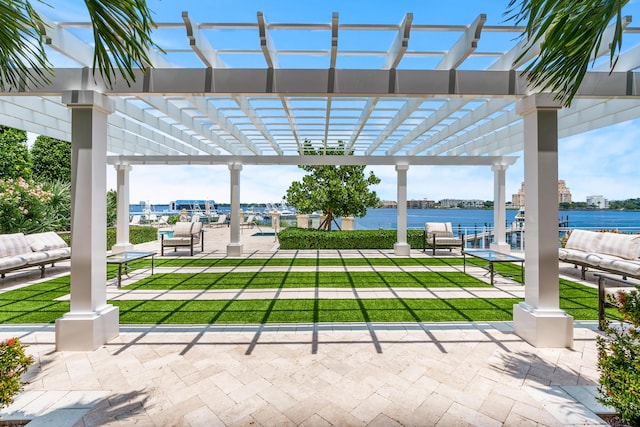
[0,257,609,324]
[127,271,490,290]
[136,256,467,268]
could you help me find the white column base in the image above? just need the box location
[490,242,510,254]
[227,243,243,257]
[513,302,574,348]
[55,305,119,351]
[394,242,411,256]
[111,243,134,254]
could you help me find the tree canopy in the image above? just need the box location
[506,0,629,105]
[285,141,381,230]
[31,135,71,182]
[0,127,31,180]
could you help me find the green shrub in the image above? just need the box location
[598,290,640,425]
[0,178,52,234]
[0,338,34,409]
[277,227,424,250]
[106,225,158,249]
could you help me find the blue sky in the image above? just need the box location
[40,0,640,205]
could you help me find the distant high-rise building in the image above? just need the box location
[511,180,572,207]
[586,195,609,209]
[558,180,572,204]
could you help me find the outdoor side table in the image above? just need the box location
[106,251,155,288]
[462,249,524,286]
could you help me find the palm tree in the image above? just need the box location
[0,0,159,90]
[506,0,630,106]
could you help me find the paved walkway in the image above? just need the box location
[0,226,617,425]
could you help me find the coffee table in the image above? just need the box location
[462,249,524,286]
[106,251,155,288]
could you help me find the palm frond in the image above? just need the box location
[84,0,162,88]
[0,1,52,91]
[505,0,630,106]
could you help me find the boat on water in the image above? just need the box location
[511,207,569,230]
[262,201,297,219]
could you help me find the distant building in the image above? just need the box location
[558,180,572,204]
[438,199,462,208]
[511,180,572,207]
[586,195,609,209]
[407,199,435,209]
[381,200,397,208]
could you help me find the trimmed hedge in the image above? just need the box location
[106,225,158,249]
[278,227,424,249]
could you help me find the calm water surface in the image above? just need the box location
[354,208,640,233]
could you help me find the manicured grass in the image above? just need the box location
[139,257,467,268]
[0,259,611,324]
[112,298,521,324]
[126,271,491,290]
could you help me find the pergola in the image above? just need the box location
[3,10,640,350]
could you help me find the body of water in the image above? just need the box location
[352,208,640,234]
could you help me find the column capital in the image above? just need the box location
[114,164,133,172]
[62,90,114,114]
[228,162,243,171]
[516,94,562,117]
[395,163,409,172]
[491,163,509,172]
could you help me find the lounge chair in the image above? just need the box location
[157,215,169,227]
[210,214,227,228]
[161,221,204,256]
[423,222,464,255]
[129,215,142,225]
[240,214,256,229]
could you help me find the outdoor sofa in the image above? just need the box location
[160,221,204,256]
[0,231,71,279]
[422,222,465,255]
[558,229,640,280]
[559,229,640,329]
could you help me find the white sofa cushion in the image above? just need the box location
[596,232,640,260]
[564,229,602,253]
[0,256,27,270]
[607,260,640,277]
[20,252,50,264]
[425,222,454,238]
[0,233,31,258]
[26,232,68,252]
[41,247,71,259]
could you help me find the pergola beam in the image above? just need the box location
[384,13,413,69]
[365,98,424,155]
[6,68,640,98]
[234,95,284,154]
[435,14,486,70]
[182,11,227,68]
[107,154,519,166]
[140,96,248,155]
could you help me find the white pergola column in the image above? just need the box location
[112,164,134,253]
[227,163,243,256]
[56,90,119,351]
[394,163,410,256]
[513,94,573,348]
[490,163,510,253]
